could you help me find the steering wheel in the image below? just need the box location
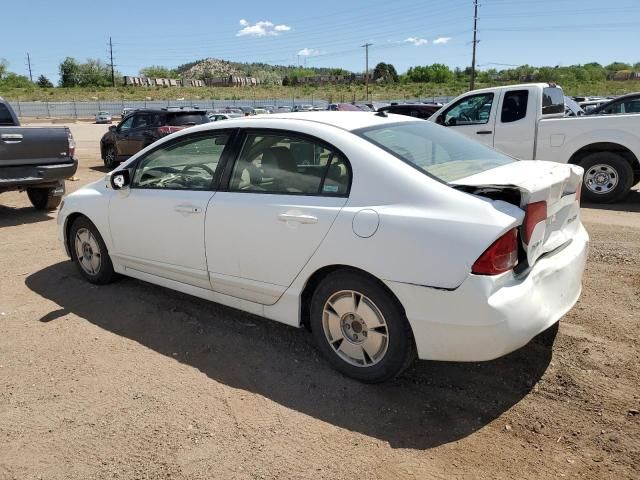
[180,164,216,188]
[460,111,471,122]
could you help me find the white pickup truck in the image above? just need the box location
[429,83,640,203]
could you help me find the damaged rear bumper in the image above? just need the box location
[385,224,589,362]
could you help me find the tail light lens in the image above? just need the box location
[67,130,76,157]
[472,228,518,275]
[575,182,582,205]
[523,201,547,245]
[157,125,185,136]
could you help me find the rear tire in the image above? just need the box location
[69,216,117,285]
[580,152,633,203]
[103,145,118,170]
[27,187,62,210]
[310,269,416,383]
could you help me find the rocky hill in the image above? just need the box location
[179,58,242,79]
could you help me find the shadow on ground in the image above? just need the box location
[583,188,640,213]
[0,204,54,228]
[27,262,554,449]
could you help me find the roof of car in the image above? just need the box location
[208,111,417,131]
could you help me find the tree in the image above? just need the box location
[0,58,7,79]
[36,74,54,88]
[1,73,32,88]
[373,62,399,83]
[139,65,178,78]
[59,57,80,87]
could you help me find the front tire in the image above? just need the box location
[580,152,633,203]
[103,145,118,170]
[27,187,62,210]
[69,216,117,285]
[310,270,416,383]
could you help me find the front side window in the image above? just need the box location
[0,104,14,125]
[357,121,514,183]
[132,133,229,190]
[132,114,157,129]
[443,93,494,126]
[623,99,640,113]
[229,133,350,195]
[542,87,564,115]
[118,116,134,132]
[501,90,529,123]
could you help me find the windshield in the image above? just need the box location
[357,121,515,182]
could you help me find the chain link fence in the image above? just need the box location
[8,95,456,119]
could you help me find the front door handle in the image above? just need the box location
[1,133,23,143]
[278,213,318,224]
[476,130,493,135]
[174,204,202,214]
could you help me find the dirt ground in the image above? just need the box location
[1,122,639,480]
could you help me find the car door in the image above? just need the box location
[108,130,233,289]
[493,89,535,159]
[440,92,497,147]
[204,130,351,304]
[114,115,135,158]
[127,113,159,154]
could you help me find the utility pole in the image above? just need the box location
[109,37,115,87]
[361,42,372,101]
[26,53,33,82]
[470,0,479,90]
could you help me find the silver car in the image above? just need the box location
[95,111,112,124]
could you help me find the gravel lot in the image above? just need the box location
[1,122,639,480]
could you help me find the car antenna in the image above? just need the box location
[375,110,387,117]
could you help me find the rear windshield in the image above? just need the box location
[356,121,514,182]
[166,112,209,126]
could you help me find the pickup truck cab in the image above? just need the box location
[0,97,77,210]
[429,83,640,203]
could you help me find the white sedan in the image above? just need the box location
[57,112,589,382]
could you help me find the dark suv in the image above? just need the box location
[100,108,209,168]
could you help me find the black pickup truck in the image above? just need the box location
[0,97,77,210]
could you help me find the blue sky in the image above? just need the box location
[3,0,639,83]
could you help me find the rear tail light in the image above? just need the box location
[472,228,518,275]
[523,201,547,245]
[67,130,76,157]
[157,125,185,136]
[575,182,582,205]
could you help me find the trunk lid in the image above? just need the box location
[451,160,583,267]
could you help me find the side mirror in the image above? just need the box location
[108,125,116,132]
[110,170,131,190]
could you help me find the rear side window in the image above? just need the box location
[542,87,564,115]
[501,90,529,123]
[229,133,350,195]
[0,103,15,125]
[166,113,209,126]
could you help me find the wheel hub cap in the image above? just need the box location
[74,228,101,275]
[585,164,618,194]
[322,290,389,367]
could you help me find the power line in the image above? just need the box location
[470,0,479,90]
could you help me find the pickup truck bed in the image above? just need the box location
[0,98,77,210]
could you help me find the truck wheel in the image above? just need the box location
[580,152,633,203]
[27,187,62,211]
[103,146,118,170]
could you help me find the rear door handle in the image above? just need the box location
[174,204,202,214]
[278,213,318,224]
[476,130,493,135]
[1,133,23,143]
